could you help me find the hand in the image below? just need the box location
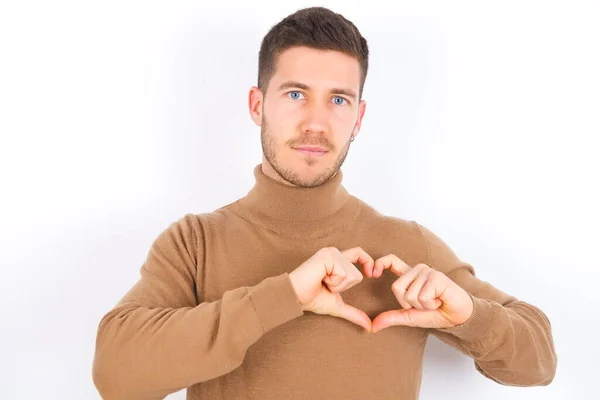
[370,255,474,333]
[289,247,374,332]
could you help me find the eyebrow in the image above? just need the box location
[277,80,357,100]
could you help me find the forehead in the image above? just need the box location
[270,46,361,91]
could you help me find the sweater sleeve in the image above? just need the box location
[92,214,304,400]
[414,222,557,386]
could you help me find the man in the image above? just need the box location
[92,7,557,400]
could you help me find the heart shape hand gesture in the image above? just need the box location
[288,247,474,333]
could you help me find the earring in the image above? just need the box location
[350,135,355,142]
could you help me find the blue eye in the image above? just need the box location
[333,96,346,105]
[288,91,304,100]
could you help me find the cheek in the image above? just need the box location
[263,104,299,144]
[268,103,302,130]
[272,101,300,118]
[331,107,358,131]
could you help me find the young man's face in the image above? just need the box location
[249,46,366,187]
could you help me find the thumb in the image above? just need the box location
[371,309,432,332]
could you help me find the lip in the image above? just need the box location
[293,146,328,156]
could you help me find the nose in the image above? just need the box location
[300,101,329,135]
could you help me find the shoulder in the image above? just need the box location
[354,197,422,239]
[354,197,454,245]
[353,197,468,274]
[353,198,427,264]
[166,207,230,237]
[163,200,243,243]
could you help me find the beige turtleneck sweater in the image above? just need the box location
[92,165,557,400]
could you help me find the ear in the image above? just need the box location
[248,86,263,127]
[352,99,367,138]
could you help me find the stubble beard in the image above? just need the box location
[260,116,352,188]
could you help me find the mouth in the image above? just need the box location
[292,146,329,156]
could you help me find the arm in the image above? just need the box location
[92,214,304,400]
[415,222,557,386]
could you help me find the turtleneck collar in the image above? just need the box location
[231,164,361,239]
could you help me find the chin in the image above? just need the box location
[280,162,337,188]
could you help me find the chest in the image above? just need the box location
[197,220,424,321]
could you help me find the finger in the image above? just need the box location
[371,309,427,332]
[323,273,346,291]
[341,247,375,277]
[332,301,372,332]
[390,266,424,310]
[324,261,362,293]
[371,258,384,278]
[404,268,431,310]
[373,254,411,278]
[419,270,443,310]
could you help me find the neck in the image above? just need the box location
[232,164,361,239]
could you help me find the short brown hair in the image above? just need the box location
[257,7,369,98]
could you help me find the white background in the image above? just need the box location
[1,1,598,399]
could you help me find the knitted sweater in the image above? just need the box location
[92,165,556,400]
